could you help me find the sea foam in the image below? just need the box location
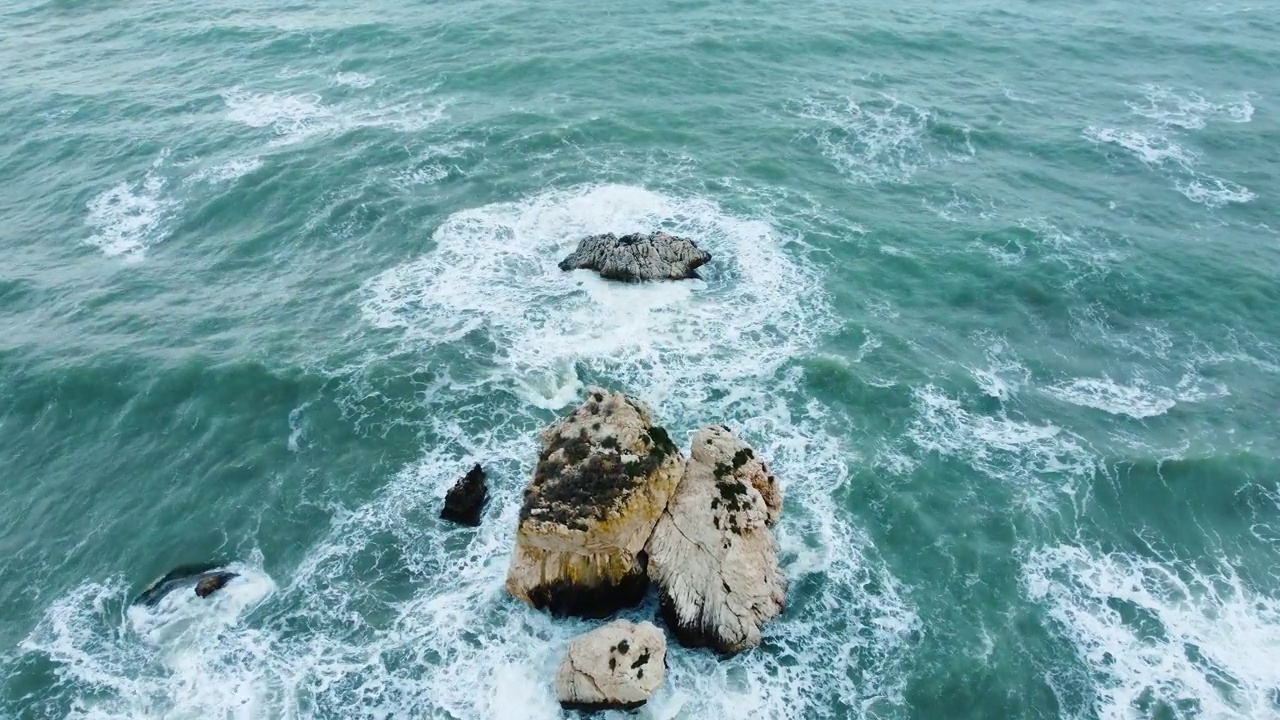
[796,93,970,185]
[220,87,444,146]
[84,167,178,261]
[1086,86,1256,209]
[1024,544,1280,720]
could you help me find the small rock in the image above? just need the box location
[440,463,488,527]
[194,572,239,598]
[135,563,237,606]
[556,619,667,712]
[558,232,711,281]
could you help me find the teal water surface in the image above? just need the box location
[2,1,1279,718]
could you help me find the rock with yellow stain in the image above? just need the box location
[506,387,685,618]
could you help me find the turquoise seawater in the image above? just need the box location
[2,1,1278,718]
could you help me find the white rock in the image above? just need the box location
[555,619,667,711]
[644,425,785,653]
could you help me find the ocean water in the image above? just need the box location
[1,0,1278,718]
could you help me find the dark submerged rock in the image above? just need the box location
[558,232,711,282]
[440,463,489,527]
[134,564,239,606]
[194,572,239,598]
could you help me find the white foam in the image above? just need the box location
[220,87,443,145]
[1045,377,1176,419]
[286,402,309,452]
[966,335,1030,401]
[1001,87,1039,104]
[1088,86,1256,208]
[1127,85,1255,130]
[394,163,450,186]
[20,562,277,720]
[127,564,276,645]
[390,141,472,188]
[1069,307,1175,362]
[797,94,946,184]
[332,72,377,89]
[1085,127,1198,168]
[1018,218,1127,285]
[922,189,999,223]
[1175,176,1257,208]
[188,157,263,185]
[84,166,177,261]
[907,385,1099,511]
[973,239,1025,266]
[854,329,882,363]
[873,442,919,476]
[1174,372,1230,403]
[1024,544,1280,720]
[361,184,835,411]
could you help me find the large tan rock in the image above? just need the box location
[644,425,785,654]
[555,619,667,711]
[505,388,685,618]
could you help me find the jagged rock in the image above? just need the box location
[556,619,667,712]
[558,232,711,281]
[440,463,488,527]
[644,426,785,654]
[505,387,685,618]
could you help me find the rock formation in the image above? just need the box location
[558,232,712,281]
[644,425,786,654]
[440,463,488,527]
[556,619,667,711]
[505,388,685,618]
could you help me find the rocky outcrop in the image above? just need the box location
[644,426,785,654]
[558,232,712,281]
[556,619,667,712]
[505,388,685,618]
[440,463,488,527]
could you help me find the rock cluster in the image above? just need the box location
[498,387,787,711]
[558,232,712,281]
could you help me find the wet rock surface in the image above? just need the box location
[439,463,488,527]
[558,232,711,281]
[135,563,240,605]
